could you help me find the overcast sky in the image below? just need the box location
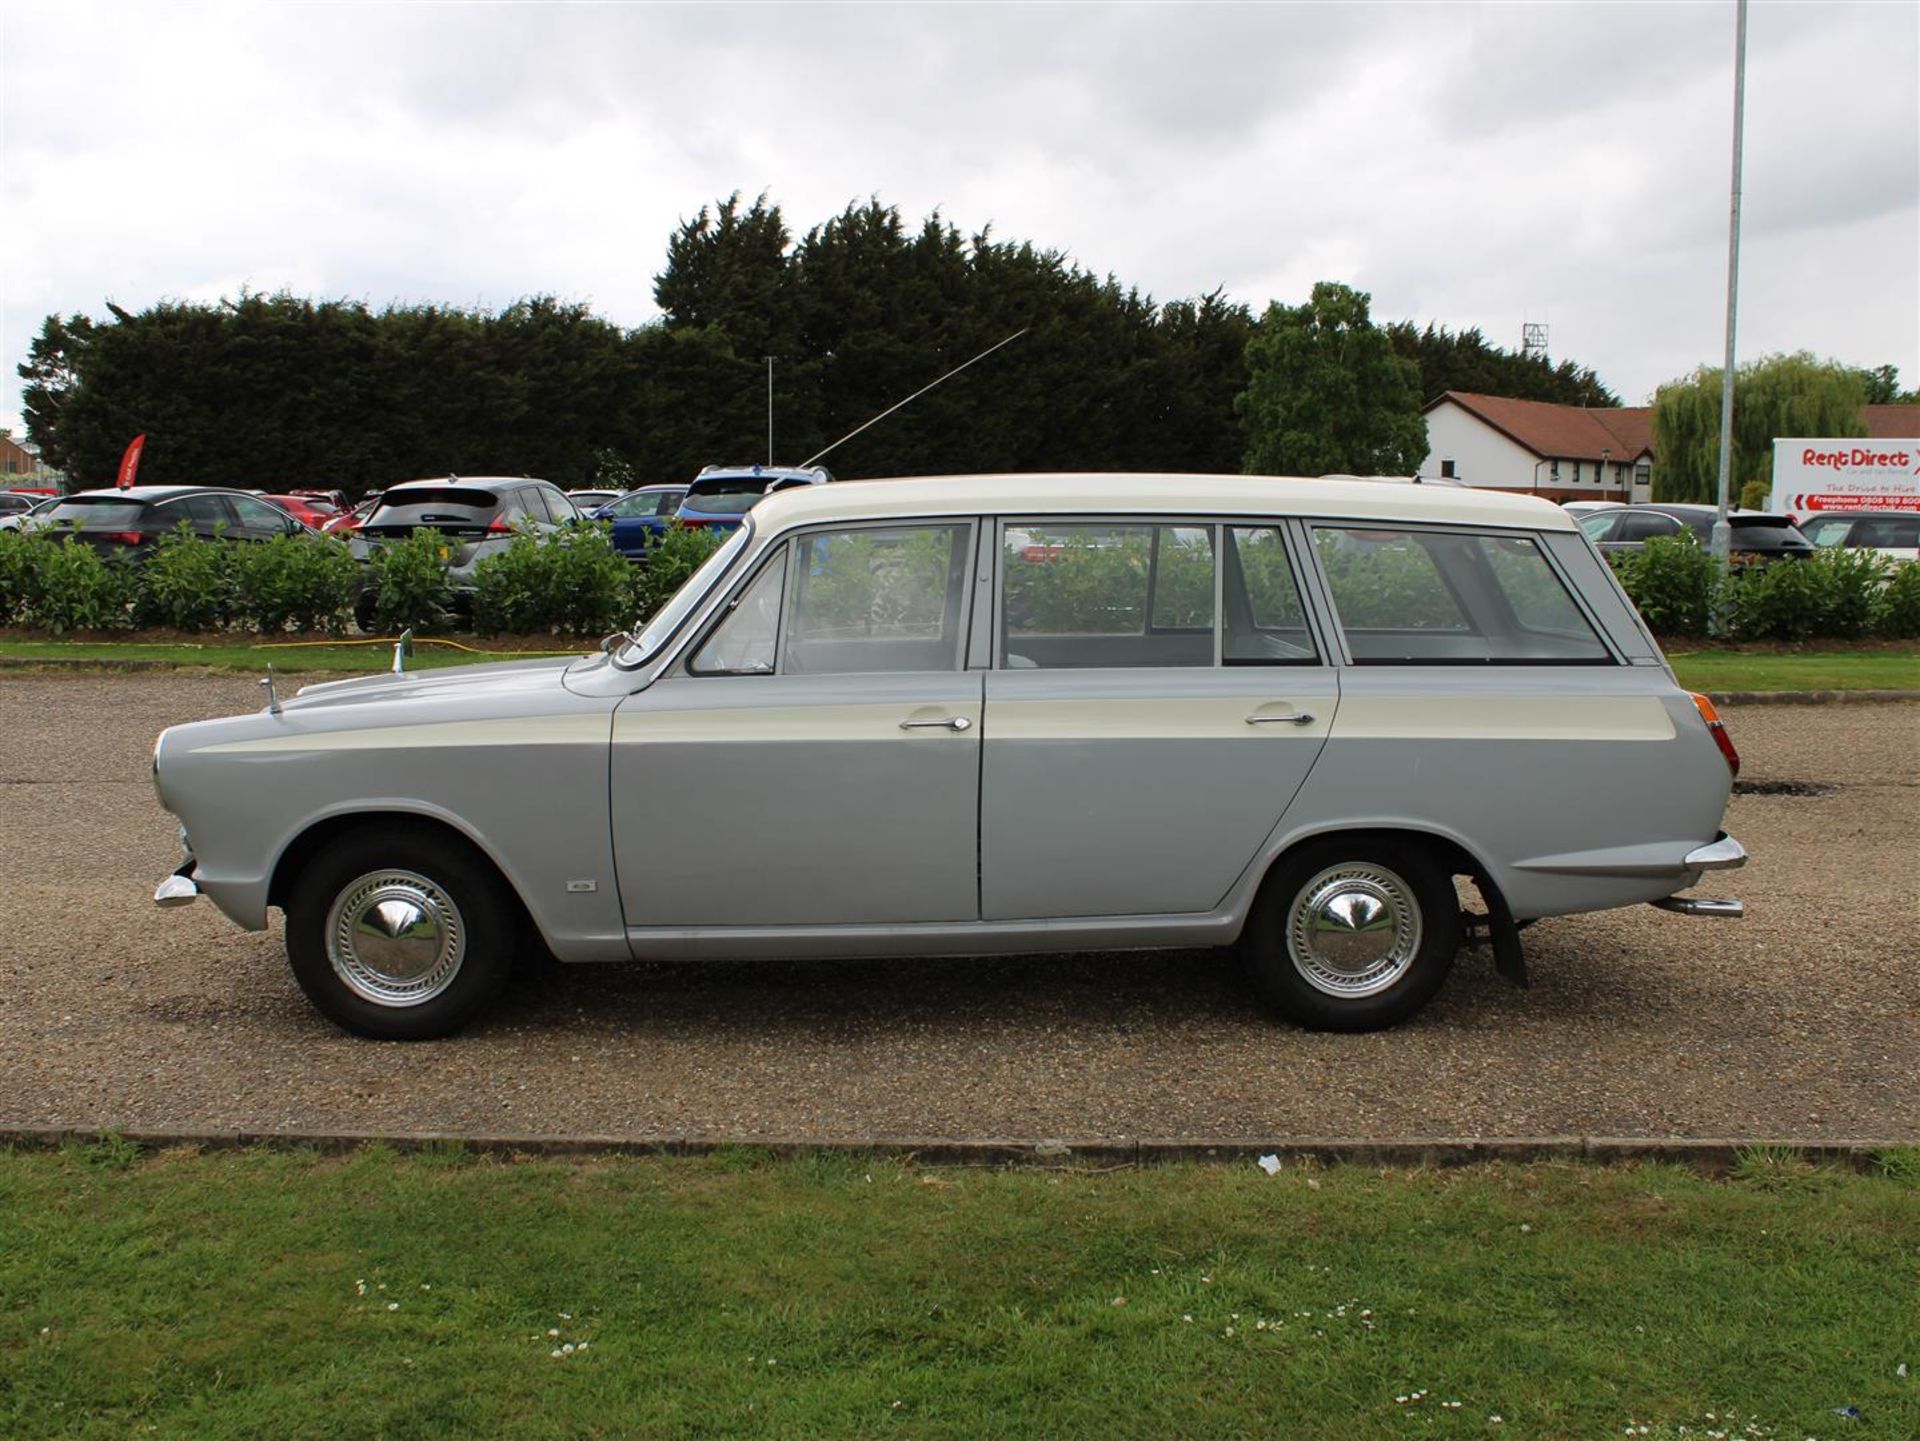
[2,0,1916,440]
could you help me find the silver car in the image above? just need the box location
[152,473,1747,1039]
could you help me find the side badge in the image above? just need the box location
[566,880,598,894]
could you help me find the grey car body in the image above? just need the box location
[153,473,1746,1038]
[350,476,580,611]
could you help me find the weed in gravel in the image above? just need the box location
[1730,1144,1833,1191]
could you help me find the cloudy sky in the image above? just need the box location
[2,0,1915,438]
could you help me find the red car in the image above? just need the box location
[262,494,339,530]
[321,495,380,535]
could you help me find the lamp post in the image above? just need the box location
[1711,0,1748,562]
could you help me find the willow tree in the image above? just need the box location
[1651,353,1869,506]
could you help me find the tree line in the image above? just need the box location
[21,193,1629,494]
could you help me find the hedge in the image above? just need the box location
[2,520,1914,644]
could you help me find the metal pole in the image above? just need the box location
[764,356,775,466]
[1711,0,1748,562]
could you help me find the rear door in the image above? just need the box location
[613,520,982,928]
[981,518,1338,920]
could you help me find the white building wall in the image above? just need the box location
[1417,403,1540,490]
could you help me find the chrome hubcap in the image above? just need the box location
[325,869,464,1007]
[1286,862,1421,998]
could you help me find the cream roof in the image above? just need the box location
[753,472,1576,532]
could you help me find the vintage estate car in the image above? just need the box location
[151,473,1747,1040]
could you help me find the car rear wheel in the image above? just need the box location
[1242,838,1458,1032]
[285,825,515,1040]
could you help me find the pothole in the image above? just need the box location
[1732,778,1836,797]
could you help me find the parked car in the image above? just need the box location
[349,476,579,624]
[1562,500,1625,519]
[1795,509,1920,562]
[0,493,69,532]
[151,473,1746,1040]
[27,486,309,556]
[674,464,831,533]
[567,489,625,512]
[1578,503,1813,563]
[322,495,381,536]
[261,493,339,530]
[0,491,39,517]
[591,484,690,560]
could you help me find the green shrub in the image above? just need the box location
[1723,546,1893,642]
[364,529,456,633]
[27,535,135,632]
[632,522,723,623]
[1876,560,1920,639]
[471,525,634,636]
[232,532,360,633]
[0,528,44,624]
[1609,532,1718,638]
[134,523,238,631]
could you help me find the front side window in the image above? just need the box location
[1801,516,1850,547]
[230,494,296,531]
[1313,526,1609,664]
[1001,522,1214,669]
[784,524,972,674]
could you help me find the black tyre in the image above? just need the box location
[284,823,516,1040]
[1241,837,1459,1032]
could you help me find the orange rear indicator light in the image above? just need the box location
[1690,692,1741,777]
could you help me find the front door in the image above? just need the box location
[612,521,982,929]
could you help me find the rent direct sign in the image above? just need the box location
[1771,437,1920,516]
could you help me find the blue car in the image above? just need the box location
[591,484,689,560]
[673,464,832,535]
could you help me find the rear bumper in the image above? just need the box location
[1684,833,1747,871]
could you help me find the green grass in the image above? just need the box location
[1666,648,1918,693]
[2,1147,1915,1438]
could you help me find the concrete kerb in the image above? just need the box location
[0,1127,1903,1174]
[1708,689,1920,705]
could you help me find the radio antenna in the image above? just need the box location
[800,328,1028,469]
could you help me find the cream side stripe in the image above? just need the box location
[989,697,1313,740]
[1333,695,1675,741]
[616,703,982,744]
[195,715,610,754]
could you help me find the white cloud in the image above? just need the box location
[3,0,1914,437]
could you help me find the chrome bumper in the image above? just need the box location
[1684,833,1747,871]
[1649,833,1747,918]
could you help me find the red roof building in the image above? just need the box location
[1419,392,1654,501]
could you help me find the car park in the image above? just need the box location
[674,463,831,533]
[151,473,1747,1041]
[1578,503,1813,563]
[1795,509,1920,562]
[28,485,310,555]
[592,484,690,560]
[349,475,578,623]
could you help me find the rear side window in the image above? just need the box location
[1224,527,1317,664]
[1313,527,1610,664]
[1001,523,1214,669]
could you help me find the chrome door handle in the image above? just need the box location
[1246,711,1314,726]
[900,715,973,731]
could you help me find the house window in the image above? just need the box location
[1440,460,1456,479]
[1569,461,1582,485]
[1549,461,1561,482]
[1634,461,1651,491]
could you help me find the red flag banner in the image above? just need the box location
[116,434,147,489]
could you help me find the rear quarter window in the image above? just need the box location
[1313,526,1611,665]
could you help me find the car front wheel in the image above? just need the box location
[284,825,514,1040]
[1242,838,1458,1032]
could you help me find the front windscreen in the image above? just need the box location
[622,524,752,665]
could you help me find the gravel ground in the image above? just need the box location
[1,670,1915,1144]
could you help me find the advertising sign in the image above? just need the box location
[116,433,147,490]
[1771,437,1920,517]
